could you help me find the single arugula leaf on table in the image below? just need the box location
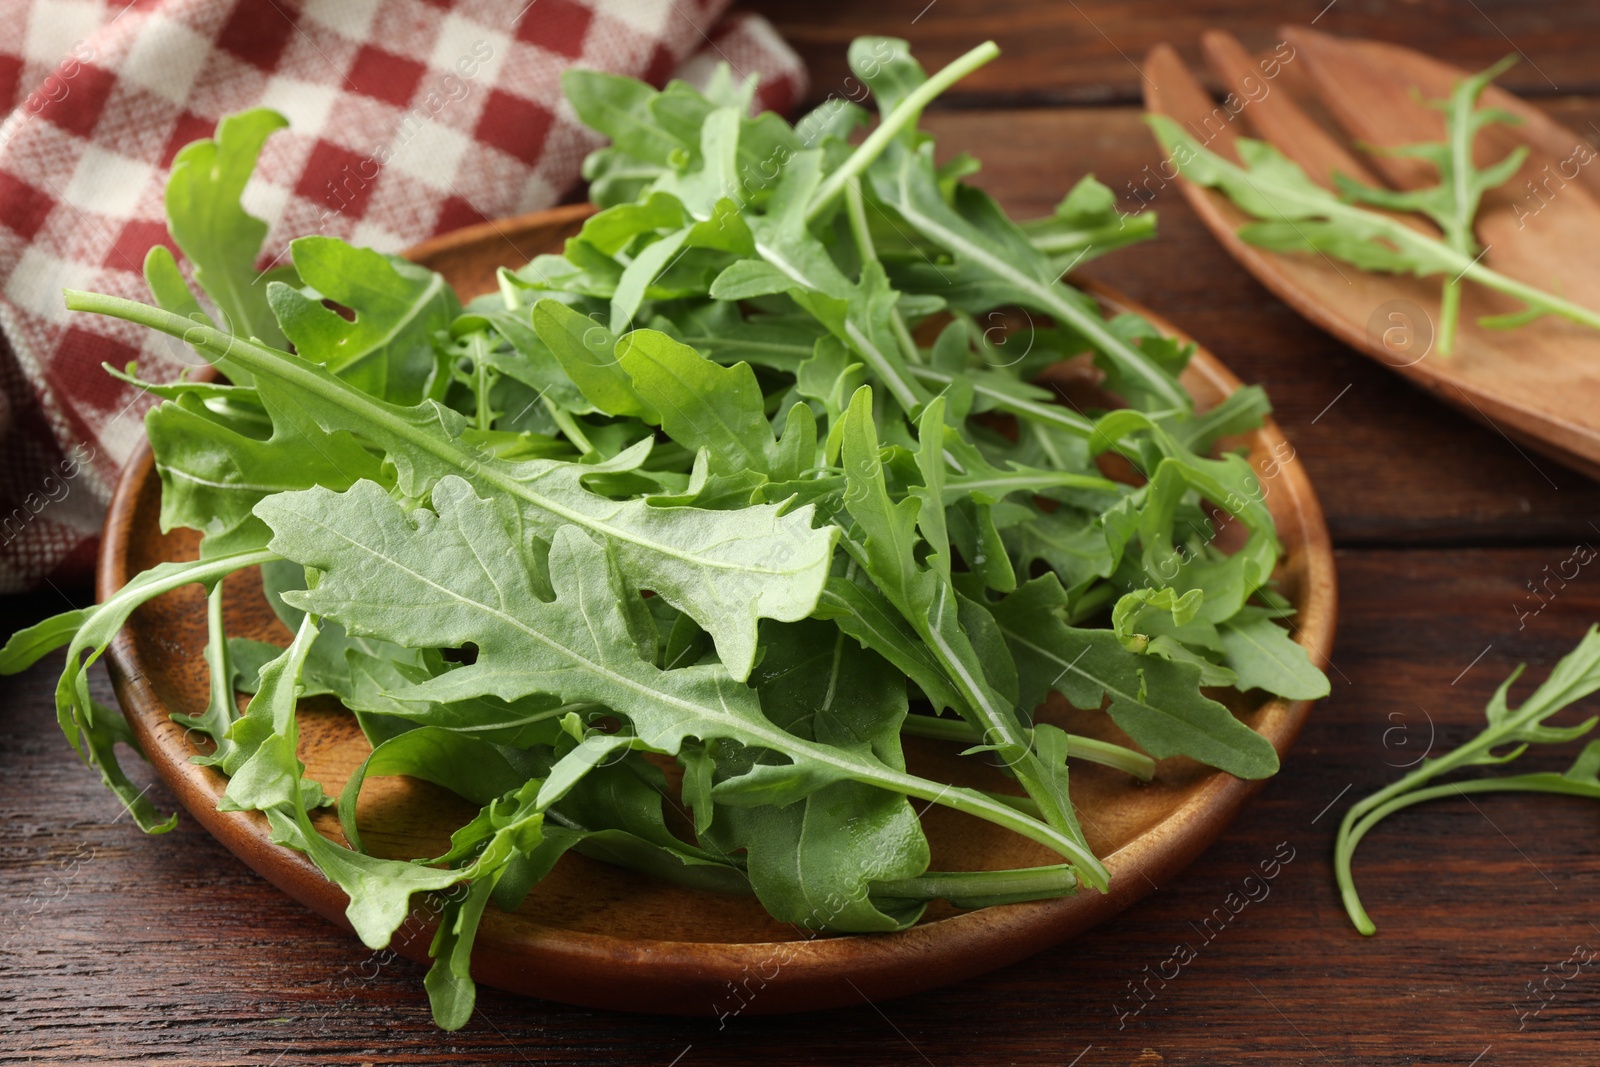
[1336,626,1600,934]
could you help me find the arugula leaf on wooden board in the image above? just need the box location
[1147,56,1600,354]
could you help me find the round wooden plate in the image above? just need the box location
[99,204,1337,1016]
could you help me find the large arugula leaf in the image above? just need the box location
[252,475,1095,867]
[164,108,292,347]
[66,292,836,682]
[267,236,458,405]
[705,619,928,931]
[989,574,1279,779]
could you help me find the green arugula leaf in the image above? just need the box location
[615,329,778,477]
[0,549,276,831]
[705,619,928,931]
[1018,174,1158,268]
[1337,626,1600,934]
[1217,607,1330,700]
[1148,85,1600,354]
[67,292,836,682]
[267,236,458,405]
[165,108,292,347]
[990,574,1279,780]
[869,141,1189,412]
[145,390,386,557]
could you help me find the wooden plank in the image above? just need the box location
[4,547,1598,1063]
[745,0,1600,106]
[917,102,1600,545]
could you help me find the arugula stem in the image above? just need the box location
[886,168,1191,411]
[845,176,923,367]
[466,332,495,431]
[1454,256,1600,334]
[805,41,1001,224]
[751,239,929,410]
[1021,211,1158,255]
[897,593,1104,881]
[542,395,594,454]
[901,713,1157,779]
[170,582,239,749]
[773,725,1107,885]
[981,789,1043,818]
[874,863,1079,907]
[1436,279,1462,356]
[1336,772,1600,935]
[907,365,1096,436]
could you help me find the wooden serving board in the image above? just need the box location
[1146,29,1600,482]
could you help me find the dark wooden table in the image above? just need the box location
[6,2,1600,1063]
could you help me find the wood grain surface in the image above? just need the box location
[6,1,1600,1063]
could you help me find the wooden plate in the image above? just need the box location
[98,204,1337,1016]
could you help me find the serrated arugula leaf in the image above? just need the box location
[706,148,930,413]
[991,574,1279,780]
[67,294,835,682]
[1217,607,1329,700]
[165,108,292,347]
[529,299,654,419]
[254,475,1092,866]
[561,70,688,167]
[615,329,778,477]
[145,390,386,557]
[267,236,458,405]
[1337,626,1600,934]
[869,141,1188,412]
[1147,70,1600,354]
[0,549,276,831]
[705,619,928,931]
[1018,174,1158,268]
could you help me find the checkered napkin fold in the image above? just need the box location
[0,0,804,594]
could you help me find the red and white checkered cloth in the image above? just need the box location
[0,0,805,594]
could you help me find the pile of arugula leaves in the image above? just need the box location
[0,37,1326,1028]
